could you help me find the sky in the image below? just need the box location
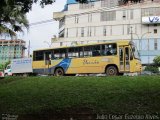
[18,0,66,55]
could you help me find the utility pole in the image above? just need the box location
[130,26,133,41]
[28,40,30,58]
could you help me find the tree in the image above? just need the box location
[0,0,56,37]
[0,0,29,37]
[153,56,160,66]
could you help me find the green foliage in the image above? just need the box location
[144,65,159,73]
[0,64,4,70]
[0,61,10,70]
[0,76,160,116]
[4,61,11,69]
[153,56,160,66]
[0,0,29,37]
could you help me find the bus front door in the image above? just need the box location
[44,52,51,74]
[119,46,130,72]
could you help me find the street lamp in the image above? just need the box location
[43,41,52,48]
[140,32,151,51]
[131,32,151,50]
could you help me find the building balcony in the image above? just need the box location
[53,12,65,21]
[51,37,65,43]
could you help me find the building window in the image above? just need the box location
[110,26,112,35]
[154,29,157,34]
[130,9,134,19]
[88,13,92,22]
[87,27,92,37]
[66,28,68,38]
[101,0,119,8]
[154,24,157,27]
[142,7,160,17]
[89,27,92,37]
[59,18,65,28]
[123,10,126,20]
[75,16,79,24]
[127,25,131,35]
[81,27,84,37]
[60,42,63,47]
[79,2,94,9]
[101,11,116,21]
[103,26,107,36]
[76,28,78,37]
[154,39,158,50]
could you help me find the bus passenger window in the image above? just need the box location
[102,43,117,56]
[92,51,100,56]
[54,49,66,59]
[84,46,92,57]
[68,47,79,58]
[92,45,101,57]
[33,51,44,61]
[79,47,84,57]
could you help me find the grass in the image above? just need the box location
[0,76,160,118]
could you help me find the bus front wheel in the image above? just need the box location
[54,68,64,76]
[106,66,118,76]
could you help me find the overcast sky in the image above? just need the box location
[18,0,66,55]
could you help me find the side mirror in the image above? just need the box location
[132,47,135,52]
[130,54,133,60]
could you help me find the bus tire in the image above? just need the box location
[54,68,64,76]
[106,66,118,76]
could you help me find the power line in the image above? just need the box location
[29,19,55,26]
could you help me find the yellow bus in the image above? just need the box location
[32,40,142,76]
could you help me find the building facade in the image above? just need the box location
[53,0,160,64]
[0,39,26,64]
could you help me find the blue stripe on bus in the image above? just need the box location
[56,58,71,72]
[33,58,71,75]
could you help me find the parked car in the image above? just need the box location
[0,69,4,78]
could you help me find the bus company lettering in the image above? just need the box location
[83,59,99,65]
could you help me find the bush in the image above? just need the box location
[0,61,10,70]
[153,56,160,66]
[144,65,159,73]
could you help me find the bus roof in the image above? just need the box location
[33,40,131,52]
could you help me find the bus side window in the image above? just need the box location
[84,46,92,57]
[68,47,79,58]
[54,49,66,59]
[92,45,101,57]
[33,51,44,61]
[79,47,84,57]
[102,44,117,56]
[92,51,100,56]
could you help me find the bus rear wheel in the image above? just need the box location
[106,66,118,76]
[54,68,64,76]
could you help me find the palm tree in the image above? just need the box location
[0,0,29,37]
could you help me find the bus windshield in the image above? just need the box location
[132,45,140,60]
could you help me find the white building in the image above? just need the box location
[53,0,160,64]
